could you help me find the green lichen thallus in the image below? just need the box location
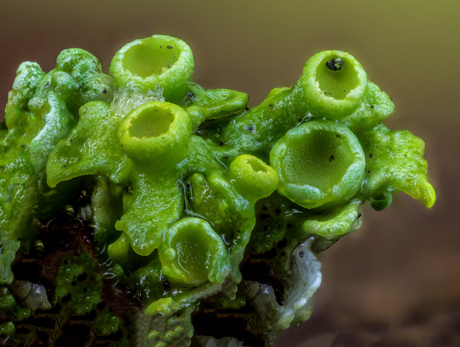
[0,35,435,346]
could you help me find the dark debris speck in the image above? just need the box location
[326,58,344,71]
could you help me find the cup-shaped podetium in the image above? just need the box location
[300,50,367,119]
[229,154,279,201]
[158,218,231,287]
[118,101,191,165]
[270,120,365,209]
[110,35,194,101]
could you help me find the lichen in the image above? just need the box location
[0,34,435,346]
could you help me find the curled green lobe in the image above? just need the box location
[46,101,131,188]
[115,170,183,256]
[4,62,45,130]
[302,200,362,238]
[359,124,436,208]
[184,82,249,129]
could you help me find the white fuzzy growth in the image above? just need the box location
[11,280,51,310]
[194,335,247,347]
[79,204,93,221]
[250,238,322,333]
[110,84,164,118]
[276,237,322,330]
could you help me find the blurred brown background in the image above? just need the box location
[0,1,458,346]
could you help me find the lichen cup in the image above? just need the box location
[118,101,191,166]
[158,217,231,287]
[270,120,366,209]
[229,154,279,201]
[110,35,194,102]
[299,50,368,119]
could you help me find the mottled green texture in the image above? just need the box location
[137,305,195,346]
[94,308,121,336]
[54,253,103,315]
[0,229,20,284]
[0,35,435,346]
